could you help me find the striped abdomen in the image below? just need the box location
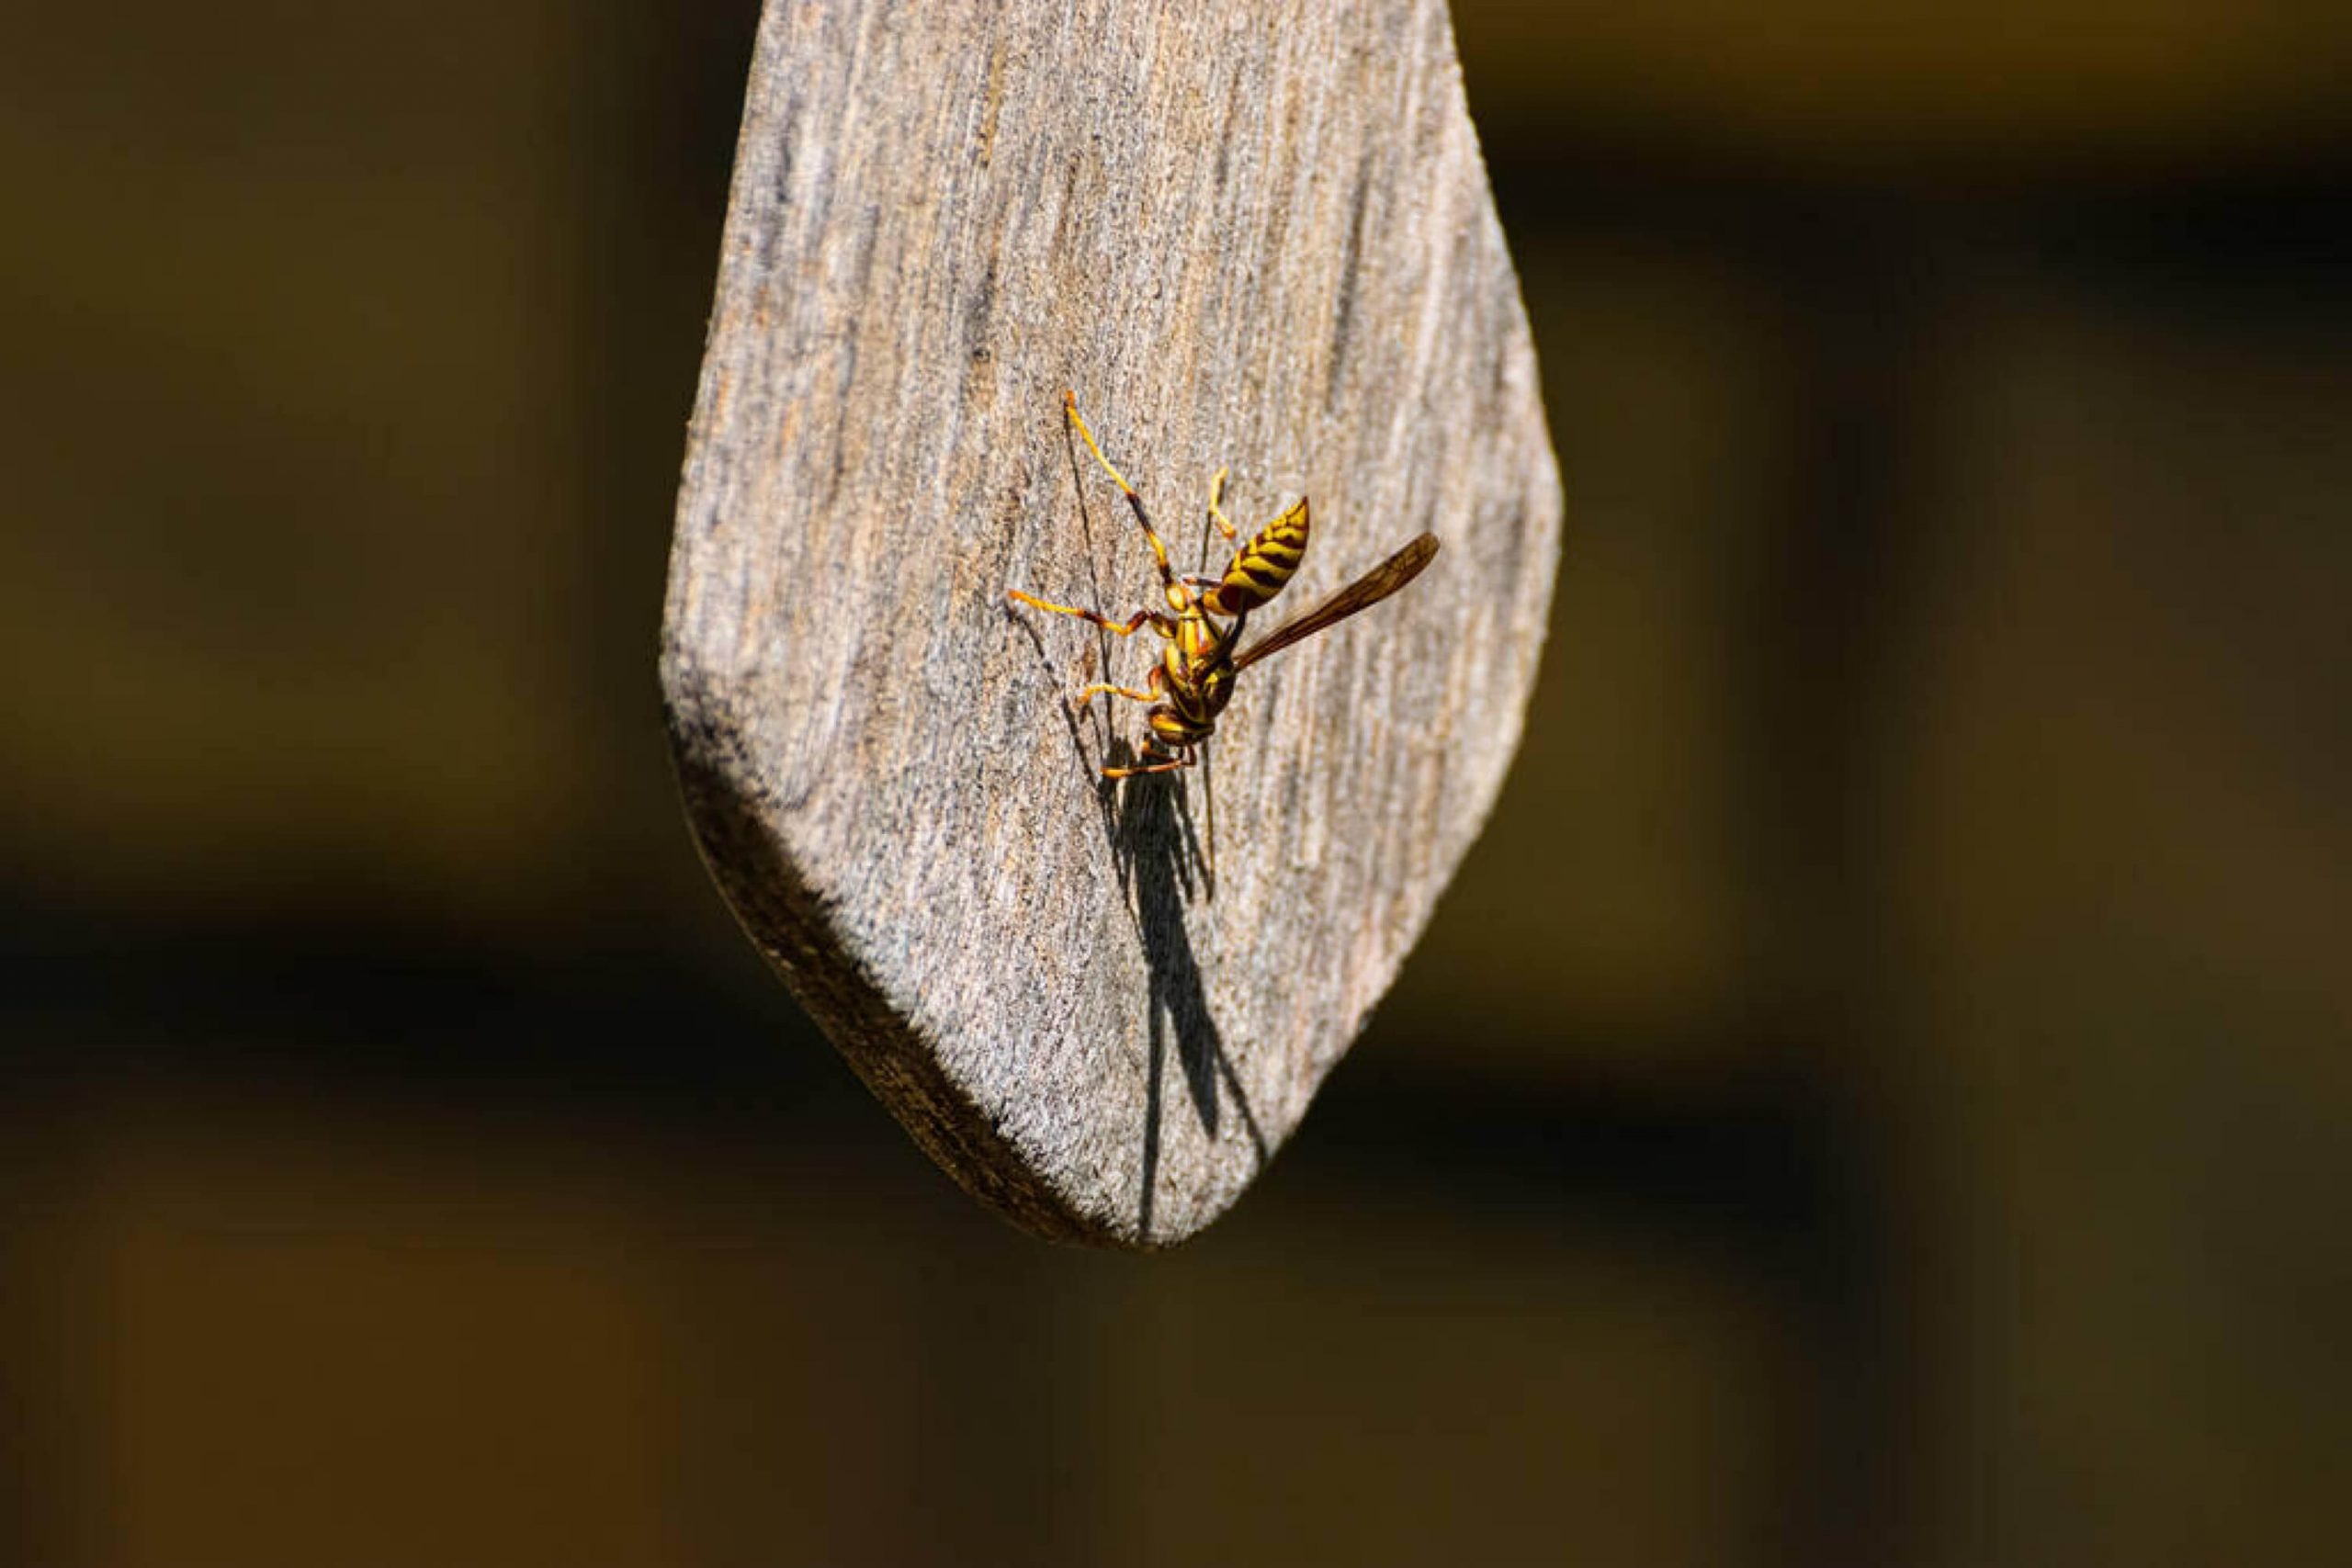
[1201,499,1309,617]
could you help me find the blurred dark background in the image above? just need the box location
[5,4,2347,1563]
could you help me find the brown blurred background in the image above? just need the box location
[5,3,2348,1563]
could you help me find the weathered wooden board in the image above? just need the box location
[662,0,1560,1246]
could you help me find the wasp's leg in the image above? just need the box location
[1207,467,1238,542]
[1005,589,1166,637]
[1073,658,1164,709]
[1074,681,1158,706]
[1102,754,1194,779]
[1102,741,1198,779]
[1063,391,1192,604]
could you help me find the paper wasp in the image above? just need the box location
[1009,392,1439,779]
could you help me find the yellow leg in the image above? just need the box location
[1076,655,1162,709]
[1074,681,1157,706]
[1102,748,1195,779]
[1207,467,1238,542]
[1064,390,1190,604]
[1063,389,1136,495]
[1004,588,1165,637]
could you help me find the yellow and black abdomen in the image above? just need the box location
[1202,499,1309,617]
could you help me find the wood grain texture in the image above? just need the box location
[662,0,1561,1246]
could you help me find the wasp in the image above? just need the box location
[1009,392,1440,779]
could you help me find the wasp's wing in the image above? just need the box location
[1230,533,1440,672]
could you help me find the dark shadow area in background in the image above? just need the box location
[1480,134,2352,297]
[0,918,1864,1225]
[1478,130,2351,1566]
[0,904,1878,1563]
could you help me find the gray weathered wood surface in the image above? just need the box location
[661,0,1561,1246]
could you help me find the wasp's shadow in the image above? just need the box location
[1001,620,1265,1238]
[1100,750,1266,1241]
